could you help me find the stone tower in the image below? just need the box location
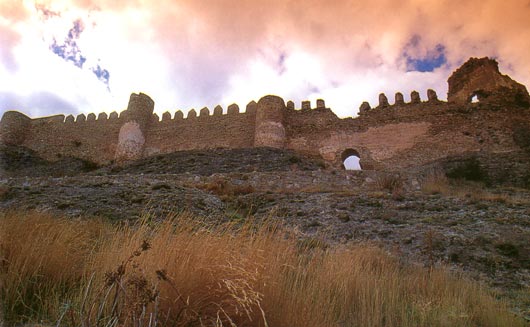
[254,95,286,148]
[114,93,155,162]
[0,111,31,146]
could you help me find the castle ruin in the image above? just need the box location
[1,57,530,180]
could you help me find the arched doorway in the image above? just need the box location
[341,148,362,170]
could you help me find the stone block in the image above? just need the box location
[162,111,172,121]
[200,107,210,117]
[213,105,223,116]
[395,92,404,105]
[378,93,389,107]
[359,101,371,113]
[427,89,438,102]
[187,109,197,119]
[227,104,240,114]
[76,114,86,122]
[410,91,421,103]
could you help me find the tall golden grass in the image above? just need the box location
[0,210,524,327]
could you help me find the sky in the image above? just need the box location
[0,0,529,119]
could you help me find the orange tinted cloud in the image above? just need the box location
[0,1,29,22]
[137,0,530,106]
[0,0,529,117]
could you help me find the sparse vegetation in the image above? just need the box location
[421,171,530,205]
[373,174,405,200]
[0,210,525,327]
[198,177,255,198]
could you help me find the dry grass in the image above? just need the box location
[197,177,255,198]
[275,184,359,195]
[373,174,404,193]
[421,171,530,205]
[0,210,525,327]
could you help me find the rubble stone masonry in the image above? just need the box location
[1,57,529,172]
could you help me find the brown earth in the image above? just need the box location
[1,146,528,319]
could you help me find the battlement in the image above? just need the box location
[358,89,443,115]
[1,57,529,169]
[9,97,333,129]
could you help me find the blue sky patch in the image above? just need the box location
[49,19,86,68]
[47,18,111,90]
[50,39,86,68]
[403,35,447,72]
[91,65,110,89]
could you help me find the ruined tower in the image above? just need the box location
[114,93,154,162]
[254,95,286,148]
[447,57,530,106]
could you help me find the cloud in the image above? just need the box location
[34,2,61,19]
[0,1,29,22]
[40,11,111,89]
[0,25,20,72]
[137,0,530,113]
[0,91,78,117]
[50,19,87,68]
[0,0,529,119]
[403,36,447,72]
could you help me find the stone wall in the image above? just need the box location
[4,100,259,165]
[22,113,124,163]
[1,57,529,174]
[144,107,256,156]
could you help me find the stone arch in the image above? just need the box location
[340,148,362,170]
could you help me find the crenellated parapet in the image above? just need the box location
[358,89,441,115]
[276,99,328,111]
